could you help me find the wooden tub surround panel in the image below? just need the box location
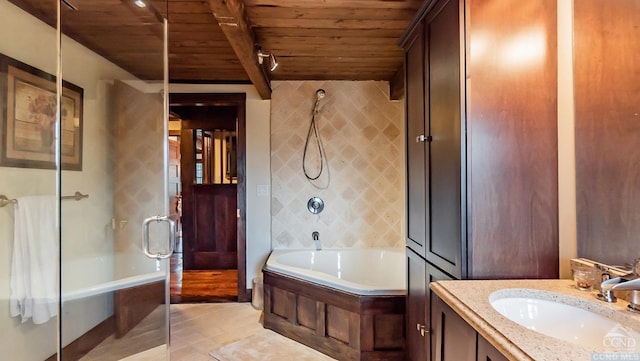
[114,280,165,338]
[262,270,405,361]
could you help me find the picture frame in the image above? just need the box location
[0,53,83,170]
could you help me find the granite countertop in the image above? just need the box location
[430,279,640,361]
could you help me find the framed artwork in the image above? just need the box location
[0,53,83,170]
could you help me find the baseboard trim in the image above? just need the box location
[45,316,115,361]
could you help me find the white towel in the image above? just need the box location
[10,195,58,325]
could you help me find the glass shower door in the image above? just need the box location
[59,1,170,360]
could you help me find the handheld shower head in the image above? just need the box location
[316,89,326,100]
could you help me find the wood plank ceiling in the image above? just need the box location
[8,0,424,99]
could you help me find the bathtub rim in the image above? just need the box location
[263,248,406,296]
[62,271,165,302]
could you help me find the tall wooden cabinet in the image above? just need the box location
[401,0,559,359]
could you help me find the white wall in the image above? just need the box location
[245,100,272,288]
[0,2,61,359]
[169,84,272,289]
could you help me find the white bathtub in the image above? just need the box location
[264,248,406,296]
[57,253,167,347]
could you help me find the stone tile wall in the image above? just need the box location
[271,81,405,249]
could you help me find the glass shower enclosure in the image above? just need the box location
[0,0,172,360]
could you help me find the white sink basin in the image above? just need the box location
[490,295,640,348]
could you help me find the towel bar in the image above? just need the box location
[0,192,89,208]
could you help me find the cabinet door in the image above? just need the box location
[426,264,455,361]
[405,21,429,258]
[425,0,464,279]
[477,335,509,361]
[432,294,476,361]
[466,0,558,279]
[406,248,428,361]
[406,252,456,361]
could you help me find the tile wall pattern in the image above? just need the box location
[113,81,166,277]
[271,81,405,249]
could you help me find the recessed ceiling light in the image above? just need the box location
[134,0,146,8]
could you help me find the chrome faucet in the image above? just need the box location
[599,258,640,312]
[595,263,612,295]
[312,231,321,251]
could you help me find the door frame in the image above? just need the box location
[169,93,249,302]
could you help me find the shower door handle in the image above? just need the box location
[142,215,176,260]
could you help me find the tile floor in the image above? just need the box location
[170,303,266,361]
[81,302,335,361]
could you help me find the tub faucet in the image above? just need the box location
[599,258,640,312]
[312,231,321,251]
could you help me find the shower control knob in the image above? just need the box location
[307,197,324,214]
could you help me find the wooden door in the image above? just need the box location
[170,93,248,301]
[181,123,238,270]
[405,20,429,258]
[406,252,456,361]
[425,263,455,361]
[406,248,428,361]
[466,0,558,278]
[425,0,464,279]
[190,183,237,269]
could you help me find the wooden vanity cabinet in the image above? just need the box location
[432,294,509,361]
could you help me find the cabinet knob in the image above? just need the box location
[415,134,432,142]
[420,325,429,336]
[416,323,429,336]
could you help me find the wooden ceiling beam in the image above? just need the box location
[208,0,272,100]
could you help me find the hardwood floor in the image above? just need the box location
[170,237,238,303]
